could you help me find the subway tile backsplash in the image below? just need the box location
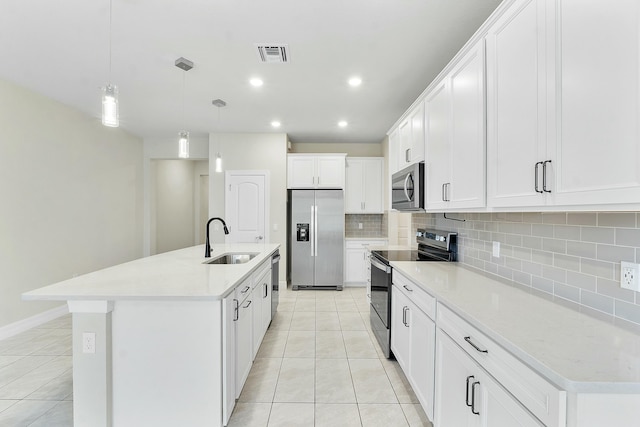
[345,213,388,238]
[411,212,640,329]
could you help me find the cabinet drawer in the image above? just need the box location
[437,303,566,427]
[393,271,435,320]
[235,277,253,304]
[253,259,271,283]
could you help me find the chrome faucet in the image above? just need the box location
[205,217,229,257]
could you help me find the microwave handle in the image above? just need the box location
[403,173,412,201]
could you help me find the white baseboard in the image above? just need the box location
[0,305,68,341]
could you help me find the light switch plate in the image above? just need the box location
[492,241,500,258]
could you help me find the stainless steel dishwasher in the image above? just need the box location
[271,250,280,320]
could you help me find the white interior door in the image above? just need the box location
[225,171,269,243]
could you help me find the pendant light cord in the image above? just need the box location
[182,71,186,129]
[108,0,113,82]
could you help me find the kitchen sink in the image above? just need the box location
[204,253,259,265]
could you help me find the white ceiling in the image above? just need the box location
[0,0,502,144]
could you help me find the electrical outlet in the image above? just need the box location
[492,241,500,258]
[358,223,363,229]
[82,332,96,354]
[620,262,640,291]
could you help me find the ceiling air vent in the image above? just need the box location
[256,44,289,63]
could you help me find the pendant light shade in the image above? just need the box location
[102,84,119,127]
[102,0,119,128]
[215,153,222,173]
[178,131,190,159]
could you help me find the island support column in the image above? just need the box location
[68,300,114,427]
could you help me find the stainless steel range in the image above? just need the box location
[370,228,457,358]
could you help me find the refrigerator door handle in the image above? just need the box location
[310,205,315,257]
[313,205,318,257]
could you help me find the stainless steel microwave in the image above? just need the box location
[391,162,424,211]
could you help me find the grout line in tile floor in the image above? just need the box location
[0,286,432,427]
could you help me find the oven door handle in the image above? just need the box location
[370,256,391,274]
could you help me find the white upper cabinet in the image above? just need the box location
[425,41,486,211]
[345,157,384,213]
[388,128,400,175]
[486,0,549,208]
[287,154,346,189]
[550,0,640,206]
[487,0,640,208]
[396,102,425,169]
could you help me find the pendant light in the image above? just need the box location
[212,98,227,172]
[175,57,193,159]
[102,0,119,127]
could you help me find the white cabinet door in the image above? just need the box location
[345,158,384,213]
[235,287,253,398]
[222,295,236,425]
[345,247,367,283]
[425,79,452,211]
[409,103,425,164]
[316,156,345,188]
[362,159,383,213]
[389,128,400,175]
[251,284,262,359]
[287,156,316,188]
[288,155,346,189]
[345,159,365,213]
[486,0,549,208]
[409,304,436,421]
[259,270,272,337]
[399,118,412,169]
[434,330,480,427]
[435,330,542,427]
[390,286,411,371]
[449,41,486,209]
[550,0,640,206]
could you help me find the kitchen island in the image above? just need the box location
[23,243,280,427]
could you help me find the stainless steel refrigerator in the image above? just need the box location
[287,189,344,290]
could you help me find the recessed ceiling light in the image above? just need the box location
[249,77,264,87]
[338,120,348,128]
[271,121,281,128]
[348,77,362,87]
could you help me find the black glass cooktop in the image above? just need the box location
[372,250,426,263]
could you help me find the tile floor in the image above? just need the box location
[0,286,432,427]
[0,315,73,426]
[228,285,432,427]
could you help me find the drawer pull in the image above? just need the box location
[465,375,475,407]
[471,380,481,415]
[241,285,251,294]
[402,284,413,292]
[464,336,488,354]
[243,300,252,309]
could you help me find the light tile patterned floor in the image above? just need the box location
[0,286,433,427]
[0,315,73,426]
[228,285,433,427]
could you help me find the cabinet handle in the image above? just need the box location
[442,183,446,201]
[534,162,544,194]
[465,375,475,407]
[403,284,413,292]
[471,381,480,415]
[543,160,552,193]
[464,336,488,353]
[446,183,451,201]
[241,285,251,294]
[264,283,268,298]
[402,306,409,327]
[243,300,252,309]
[405,148,410,163]
[233,299,239,321]
[317,176,320,185]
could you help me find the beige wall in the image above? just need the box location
[0,78,143,329]
[209,133,288,279]
[291,141,383,157]
[151,160,209,255]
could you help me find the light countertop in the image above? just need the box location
[391,261,640,393]
[23,243,279,302]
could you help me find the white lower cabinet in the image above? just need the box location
[345,239,387,286]
[434,330,542,427]
[391,275,436,421]
[235,278,254,399]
